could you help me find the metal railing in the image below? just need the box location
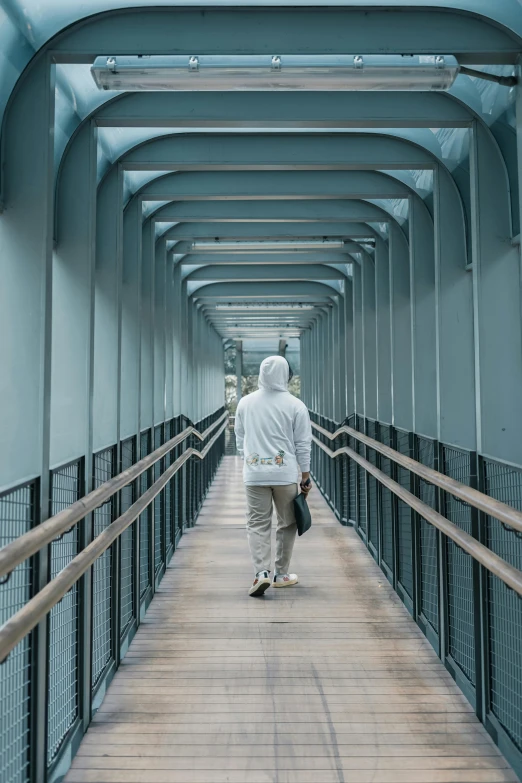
[0,408,227,783]
[309,412,522,780]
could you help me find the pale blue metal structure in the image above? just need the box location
[1,1,522,781]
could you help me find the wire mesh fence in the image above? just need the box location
[483,458,522,753]
[0,408,226,781]
[290,410,522,775]
[173,418,183,542]
[153,425,164,575]
[441,445,476,686]
[356,416,367,535]
[417,436,439,633]
[378,424,394,579]
[139,430,151,599]
[164,420,174,555]
[0,481,35,783]
[395,430,413,601]
[92,448,115,688]
[366,420,379,557]
[120,437,136,637]
[48,460,83,763]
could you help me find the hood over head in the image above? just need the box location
[258,355,290,392]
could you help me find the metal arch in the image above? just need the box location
[162,222,381,241]
[43,5,522,61]
[176,250,364,265]
[192,281,339,300]
[185,265,348,282]
[127,169,414,201]
[118,132,438,171]
[150,199,400,225]
[93,89,475,128]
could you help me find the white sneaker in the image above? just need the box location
[248,570,271,597]
[273,573,299,588]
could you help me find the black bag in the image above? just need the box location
[294,485,312,537]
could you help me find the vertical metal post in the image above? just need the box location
[6,56,59,783]
[470,451,485,721]
[376,423,383,566]
[390,426,399,591]
[409,431,420,623]
[236,340,243,404]
[438,442,449,671]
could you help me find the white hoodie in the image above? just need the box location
[234,356,312,486]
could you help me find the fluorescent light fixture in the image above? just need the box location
[91,55,459,91]
[191,240,346,252]
[216,303,314,310]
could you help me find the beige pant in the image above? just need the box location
[245,484,298,575]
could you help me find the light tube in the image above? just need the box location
[215,303,314,310]
[91,55,459,92]
[191,240,346,252]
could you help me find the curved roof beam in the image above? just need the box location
[119,132,438,172]
[163,222,380,242]
[151,199,397,225]
[128,170,413,201]
[94,90,474,129]
[192,281,339,301]
[186,265,347,282]
[177,251,360,266]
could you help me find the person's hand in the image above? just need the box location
[300,472,312,495]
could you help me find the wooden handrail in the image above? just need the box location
[0,410,228,579]
[311,435,522,598]
[0,419,227,664]
[311,420,522,535]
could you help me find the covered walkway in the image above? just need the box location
[65,457,513,783]
[1,2,522,783]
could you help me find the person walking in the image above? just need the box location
[234,355,312,597]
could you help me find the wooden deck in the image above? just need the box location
[65,456,517,783]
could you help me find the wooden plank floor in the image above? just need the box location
[65,456,517,783]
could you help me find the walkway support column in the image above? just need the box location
[236,340,243,404]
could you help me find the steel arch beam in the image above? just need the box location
[52,7,522,64]
[129,170,413,201]
[163,222,381,241]
[193,281,338,300]
[93,90,474,129]
[120,133,436,171]
[186,264,346,282]
[151,199,399,224]
[177,251,358,266]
